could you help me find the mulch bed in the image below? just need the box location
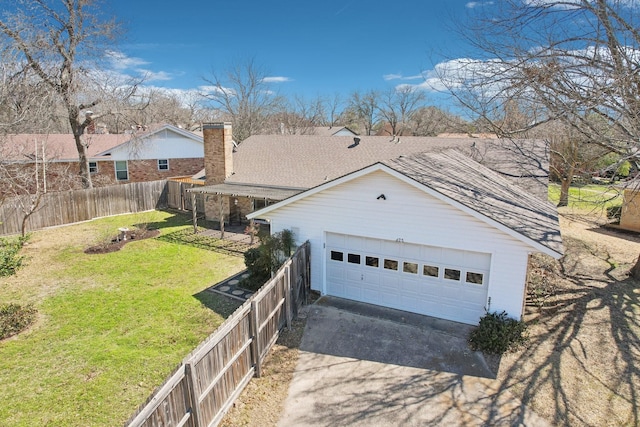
[84,229,160,254]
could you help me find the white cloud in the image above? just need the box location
[262,76,292,83]
[383,73,403,81]
[466,1,494,8]
[105,50,149,70]
[199,85,235,97]
[136,69,173,82]
[383,73,423,81]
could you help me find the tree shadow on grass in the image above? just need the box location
[193,289,243,319]
[487,235,640,426]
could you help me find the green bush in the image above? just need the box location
[0,303,37,340]
[0,235,28,277]
[241,229,296,290]
[243,247,269,280]
[469,311,528,354]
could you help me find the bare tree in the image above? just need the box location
[348,90,379,136]
[325,93,343,128]
[409,106,469,136]
[0,0,140,188]
[443,0,640,171]
[202,58,284,142]
[378,86,426,137]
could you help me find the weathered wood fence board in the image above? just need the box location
[125,241,311,427]
[167,181,205,213]
[0,180,168,236]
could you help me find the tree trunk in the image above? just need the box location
[68,106,93,189]
[73,132,92,189]
[558,177,571,207]
[630,253,640,280]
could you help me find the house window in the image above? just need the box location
[347,253,361,264]
[444,268,461,281]
[365,256,379,268]
[383,259,398,271]
[330,251,344,262]
[466,272,484,285]
[423,265,439,278]
[88,162,98,174]
[158,159,169,170]
[403,262,418,274]
[115,161,128,181]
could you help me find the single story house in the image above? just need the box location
[191,122,563,325]
[1,124,204,191]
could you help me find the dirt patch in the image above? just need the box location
[496,214,640,427]
[84,229,160,254]
[218,316,307,427]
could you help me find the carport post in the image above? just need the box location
[191,192,197,233]
[219,195,225,239]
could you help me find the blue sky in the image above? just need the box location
[106,0,483,109]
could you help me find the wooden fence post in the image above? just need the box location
[284,265,292,331]
[184,362,202,427]
[249,300,262,378]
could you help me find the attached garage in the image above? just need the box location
[247,151,563,325]
[326,232,490,324]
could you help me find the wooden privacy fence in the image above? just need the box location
[125,241,311,427]
[0,180,168,236]
[167,180,205,213]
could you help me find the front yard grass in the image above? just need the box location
[548,182,623,214]
[0,210,245,426]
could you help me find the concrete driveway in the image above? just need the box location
[278,297,549,427]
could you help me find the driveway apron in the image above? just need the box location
[278,297,550,427]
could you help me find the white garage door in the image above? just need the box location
[325,232,490,325]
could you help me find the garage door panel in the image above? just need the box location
[325,232,490,325]
[346,269,362,282]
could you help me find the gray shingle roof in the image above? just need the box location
[228,135,550,199]
[384,150,563,255]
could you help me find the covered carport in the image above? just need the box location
[186,183,301,239]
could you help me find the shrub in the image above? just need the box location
[242,229,296,287]
[607,205,622,221]
[0,303,37,340]
[244,247,269,280]
[0,235,28,277]
[469,311,528,354]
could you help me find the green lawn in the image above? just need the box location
[548,182,623,214]
[0,210,245,426]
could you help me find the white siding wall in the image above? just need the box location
[263,170,533,319]
[108,129,203,160]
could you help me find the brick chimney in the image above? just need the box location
[203,122,233,185]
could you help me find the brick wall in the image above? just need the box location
[92,158,204,185]
[202,123,234,222]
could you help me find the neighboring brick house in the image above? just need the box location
[1,124,204,191]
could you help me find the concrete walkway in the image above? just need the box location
[278,297,550,427]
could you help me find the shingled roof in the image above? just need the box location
[1,124,202,162]
[384,150,563,255]
[226,134,550,199]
